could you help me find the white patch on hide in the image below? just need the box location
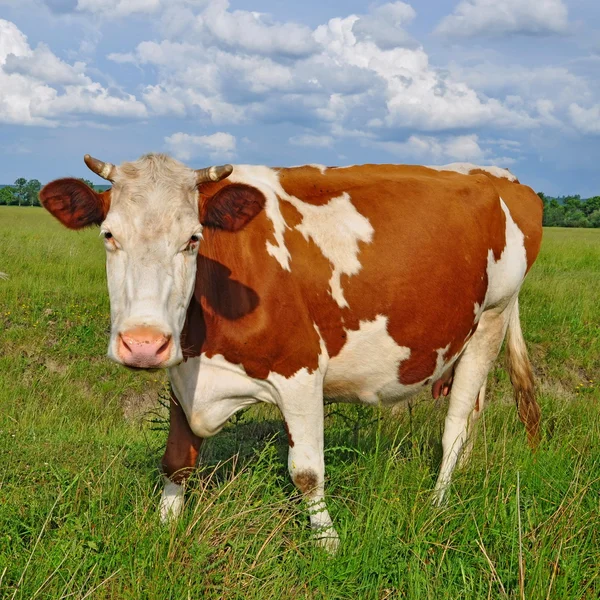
[427,162,517,182]
[227,165,292,270]
[324,318,460,405]
[291,192,374,307]
[169,353,276,438]
[435,344,451,372]
[482,198,528,310]
[306,163,327,175]
[324,316,411,404]
[227,167,374,304]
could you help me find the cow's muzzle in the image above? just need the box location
[116,326,173,369]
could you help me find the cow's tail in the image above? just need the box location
[506,298,541,448]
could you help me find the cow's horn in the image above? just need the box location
[84,154,117,182]
[196,164,233,184]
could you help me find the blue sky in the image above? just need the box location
[0,0,599,196]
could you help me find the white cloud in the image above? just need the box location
[142,84,187,117]
[448,62,591,107]
[436,0,569,38]
[0,19,146,126]
[313,15,533,131]
[195,0,317,58]
[38,84,147,118]
[376,134,486,163]
[103,3,552,137]
[4,42,88,85]
[568,103,600,135]
[106,51,136,64]
[3,0,594,166]
[143,83,245,124]
[371,133,517,166]
[0,19,30,64]
[352,2,417,49]
[164,131,236,161]
[76,0,162,18]
[446,60,595,132]
[99,0,316,55]
[289,134,334,148]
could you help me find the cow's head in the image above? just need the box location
[40,153,264,369]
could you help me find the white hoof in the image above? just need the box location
[314,527,340,554]
[160,478,184,523]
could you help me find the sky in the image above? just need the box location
[0,0,599,196]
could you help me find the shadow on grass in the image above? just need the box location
[149,400,448,497]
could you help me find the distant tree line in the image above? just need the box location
[0,179,96,207]
[0,178,42,206]
[1,178,600,228]
[538,193,600,228]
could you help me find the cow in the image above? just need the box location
[40,154,543,551]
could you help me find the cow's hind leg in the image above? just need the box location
[160,389,202,522]
[458,379,486,469]
[276,372,339,553]
[433,306,511,505]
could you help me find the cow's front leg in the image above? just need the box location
[160,390,202,523]
[276,373,339,553]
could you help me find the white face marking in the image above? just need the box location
[482,198,528,310]
[427,162,517,182]
[101,155,202,366]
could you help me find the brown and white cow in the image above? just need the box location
[40,154,542,551]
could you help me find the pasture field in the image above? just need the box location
[1,206,599,599]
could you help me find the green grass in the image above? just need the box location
[1,208,599,599]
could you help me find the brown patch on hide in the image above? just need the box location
[293,470,318,494]
[283,420,295,447]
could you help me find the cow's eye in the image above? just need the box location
[101,230,118,250]
[182,234,201,253]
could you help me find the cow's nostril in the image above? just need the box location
[157,336,172,356]
[119,334,133,354]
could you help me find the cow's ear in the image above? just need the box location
[200,184,265,232]
[40,178,111,230]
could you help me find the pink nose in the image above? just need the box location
[117,326,172,368]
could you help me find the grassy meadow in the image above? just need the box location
[1,206,599,599]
